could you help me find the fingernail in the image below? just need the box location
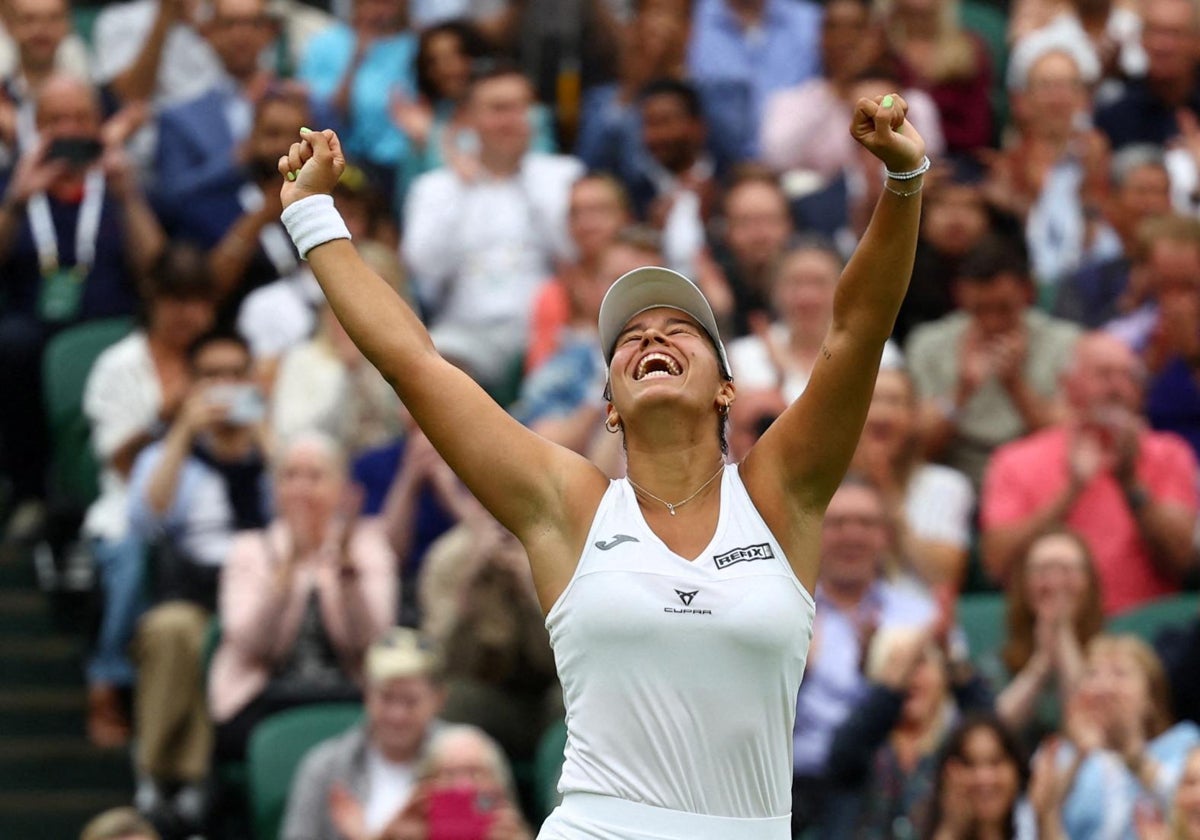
[300,126,312,134]
[286,171,296,181]
[881,95,894,108]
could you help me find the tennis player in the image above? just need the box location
[276,93,927,839]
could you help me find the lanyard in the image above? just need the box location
[27,168,106,275]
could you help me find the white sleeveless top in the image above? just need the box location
[545,464,815,820]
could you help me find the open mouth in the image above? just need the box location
[634,352,682,381]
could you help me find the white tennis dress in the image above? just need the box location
[539,465,815,839]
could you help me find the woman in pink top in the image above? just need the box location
[208,431,397,761]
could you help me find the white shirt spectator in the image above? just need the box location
[402,152,583,386]
[905,463,975,550]
[729,323,904,404]
[363,747,418,835]
[237,269,324,361]
[82,332,162,541]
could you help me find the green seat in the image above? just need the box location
[1107,594,1199,642]
[41,317,134,508]
[533,718,567,821]
[958,592,1008,665]
[247,702,364,840]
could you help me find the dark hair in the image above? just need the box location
[144,242,215,302]
[637,77,703,119]
[956,235,1030,285]
[922,714,1028,840]
[186,329,250,369]
[466,57,531,97]
[253,85,310,123]
[415,18,491,102]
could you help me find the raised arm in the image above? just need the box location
[276,130,605,604]
[745,96,925,518]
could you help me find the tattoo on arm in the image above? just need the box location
[821,344,832,360]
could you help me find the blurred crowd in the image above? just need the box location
[1,0,1199,836]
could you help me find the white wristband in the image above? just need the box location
[281,194,352,259]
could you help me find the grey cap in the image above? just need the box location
[597,266,732,380]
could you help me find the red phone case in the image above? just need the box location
[426,787,497,840]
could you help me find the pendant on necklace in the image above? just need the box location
[667,505,676,516]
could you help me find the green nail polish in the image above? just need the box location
[300,126,312,134]
[286,171,296,181]
[882,95,894,108]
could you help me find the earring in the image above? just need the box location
[719,401,730,416]
[605,415,622,434]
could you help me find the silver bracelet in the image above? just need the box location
[884,181,923,198]
[884,155,931,181]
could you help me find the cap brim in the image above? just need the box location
[598,266,731,380]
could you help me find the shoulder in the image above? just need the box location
[990,427,1066,470]
[128,439,168,482]
[95,0,155,34]
[523,153,585,181]
[1142,430,1200,468]
[911,462,973,497]
[907,313,967,351]
[409,166,459,199]
[1026,309,1083,342]
[88,331,148,379]
[295,723,368,780]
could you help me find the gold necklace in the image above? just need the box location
[626,462,725,516]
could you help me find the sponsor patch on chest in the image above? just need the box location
[712,542,775,570]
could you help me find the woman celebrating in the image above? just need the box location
[275,92,927,838]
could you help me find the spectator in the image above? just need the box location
[270,296,404,457]
[81,244,216,749]
[1053,145,1173,329]
[893,162,1012,345]
[712,168,794,338]
[1007,0,1145,87]
[514,234,656,473]
[986,31,1112,291]
[1107,214,1200,357]
[791,475,938,835]
[159,88,309,314]
[0,75,164,516]
[368,724,532,840]
[981,332,1198,613]
[391,19,555,209]
[281,627,445,840]
[208,430,396,763]
[729,240,903,404]
[822,622,993,837]
[92,0,329,108]
[152,0,285,205]
[1094,0,1200,151]
[298,0,415,191]
[575,1,690,189]
[922,715,1031,839]
[525,173,632,373]
[0,0,88,163]
[759,0,945,182]
[907,236,1081,489]
[989,527,1103,750]
[419,515,559,764]
[685,0,822,162]
[850,367,975,588]
[125,330,271,827]
[79,807,160,840]
[401,63,582,394]
[1044,635,1200,838]
[874,0,994,155]
[629,78,726,283]
[727,387,787,462]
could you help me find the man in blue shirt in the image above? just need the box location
[686,0,822,161]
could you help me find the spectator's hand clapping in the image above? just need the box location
[390,90,434,148]
[1028,736,1083,830]
[4,139,69,206]
[328,783,368,840]
[990,328,1028,390]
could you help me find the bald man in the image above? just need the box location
[0,73,163,512]
[981,332,1198,613]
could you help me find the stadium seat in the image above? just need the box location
[41,317,134,508]
[533,718,567,821]
[1106,594,1199,642]
[957,592,1008,665]
[246,702,364,840]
